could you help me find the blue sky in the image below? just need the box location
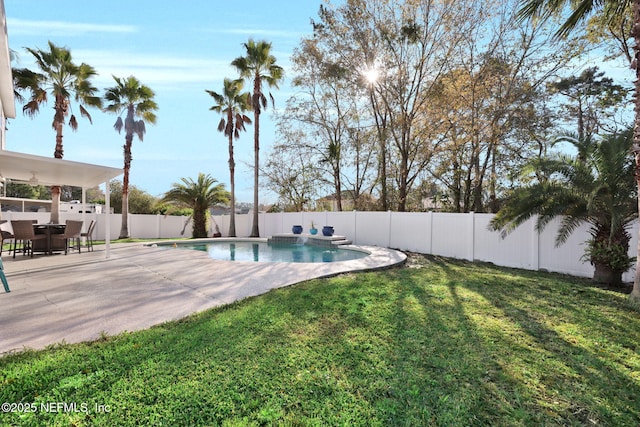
[4,0,324,203]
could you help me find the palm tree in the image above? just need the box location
[231,39,284,237]
[206,78,252,237]
[13,41,102,223]
[103,75,158,239]
[517,0,640,300]
[161,173,230,238]
[490,130,636,287]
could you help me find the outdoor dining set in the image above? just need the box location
[0,219,96,258]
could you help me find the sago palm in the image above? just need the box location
[206,78,252,237]
[161,173,230,238]
[13,41,102,223]
[517,0,640,299]
[490,130,637,286]
[104,75,158,239]
[231,39,284,237]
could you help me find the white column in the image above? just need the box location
[105,180,111,259]
[81,187,87,242]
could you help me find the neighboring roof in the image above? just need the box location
[0,0,15,119]
[0,150,122,187]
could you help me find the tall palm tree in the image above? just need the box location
[103,75,158,239]
[206,78,252,237]
[161,173,230,238]
[517,0,640,300]
[491,130,636,287]
[231,39,284,237]
[13,41,102,223]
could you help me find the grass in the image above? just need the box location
[1,254,639,426]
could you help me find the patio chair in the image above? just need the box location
[1,229,14,256]
[51,220,83,255]
[80,220,96,252]
[11,220,47,258]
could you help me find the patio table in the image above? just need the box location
[33,224,66,255]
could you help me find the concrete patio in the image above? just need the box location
[0,241,406,356]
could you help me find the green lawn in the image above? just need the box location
[1,254,639,426]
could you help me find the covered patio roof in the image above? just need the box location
[0,150,123,258]
[0,150,122,187]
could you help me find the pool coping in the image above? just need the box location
[147,237,373,261]
[0,239,406,355]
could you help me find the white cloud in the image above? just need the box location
[201,27,303,39]
[41,48,237,88]
[7,18,137,36]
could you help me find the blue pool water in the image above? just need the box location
[164,241,368,263]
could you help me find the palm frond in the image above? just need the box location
[113,117,124,133]
[79,104,92,124]
[22,100,40,118]
[134,120,146,141]
[556,215,586,246]
[68,115,78,131]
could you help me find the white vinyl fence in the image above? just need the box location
[0,212,192,243]
[2,210,637,281]
[215,211,638,282]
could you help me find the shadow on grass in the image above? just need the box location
[428,255,640,425]
[1,254,639,426]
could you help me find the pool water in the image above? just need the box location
[167,241,368,263]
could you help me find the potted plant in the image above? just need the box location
[309,221,318,235]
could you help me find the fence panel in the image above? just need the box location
[473,214,538,270]
[537,218,594,278]
[327,211,356,240]
[355,211,390,246]
[430,213,472,259]
[389,212,430,253]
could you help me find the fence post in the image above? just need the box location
[388,210,392,248]
[531,215,539,271]
[280,211,284,234]
[469,211,475,261]
[353,210,357,244]
[427,211,433,254]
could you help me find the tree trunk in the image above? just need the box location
[398,140,409,212]
[631,0,640,303]
[250,91,260,238]
[228,133,236,237]
[193,208,207,238]
[50,116,64,224]
[120,191,129,239]
[370,88,388,211]
[593,262,623,288]
[119,134,133,239]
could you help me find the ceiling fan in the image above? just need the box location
[28,172,39,186]
[5,172,40,186]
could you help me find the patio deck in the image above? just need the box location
[0,241,406,356]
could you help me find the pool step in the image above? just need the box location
[268,234,352,247]
[331,239,352,246]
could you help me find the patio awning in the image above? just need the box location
[0,149,123,258]
[0,150,122,187]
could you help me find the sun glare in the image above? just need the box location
[363,67,380,84]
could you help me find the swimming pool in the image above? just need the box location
[159,240,369,263]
